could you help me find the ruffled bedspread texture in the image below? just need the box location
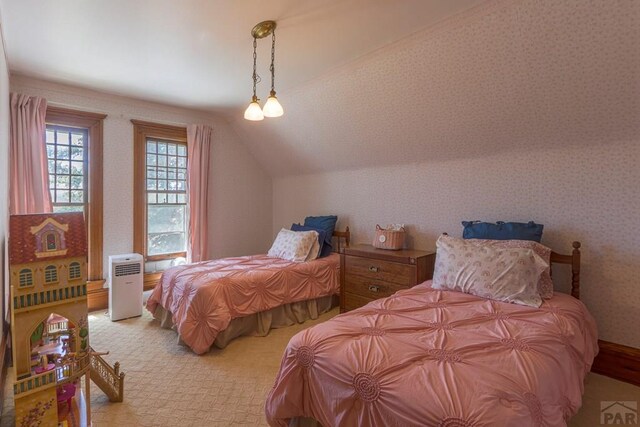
[146,254,340,354]
[265,281,598,427]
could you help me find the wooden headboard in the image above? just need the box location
[332,226,350,253]
[550,241,581,299]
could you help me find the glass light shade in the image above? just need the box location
[244,100,264,121]
[263,95,284,118]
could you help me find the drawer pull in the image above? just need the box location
[368,266,379,272]
[368,285,380,293]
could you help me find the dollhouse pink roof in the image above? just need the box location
[9,212,87,265]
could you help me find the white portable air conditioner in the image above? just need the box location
[108,253,144,321]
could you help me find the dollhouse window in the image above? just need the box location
[69,262,81,280]
[44,265,58,284]
[45,232,58,251]
[19,269,33,287]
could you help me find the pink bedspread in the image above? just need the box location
[265,281,598,427]
[146,254,340,354]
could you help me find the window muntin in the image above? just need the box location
[46,125,88,213]
[19,269,34,287]
[69,262,82,280]
[145,139,188,256]
[44,265,58,284]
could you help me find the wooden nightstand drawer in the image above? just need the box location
[344,274,407,299]
[340,244,435,313]
[345,256,412,286]
[343,292,376,312]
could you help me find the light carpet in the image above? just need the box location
[2,308,639,426]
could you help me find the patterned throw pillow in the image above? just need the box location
[468,238,554,299]
[432,235,549,307]
[268,228,319,262]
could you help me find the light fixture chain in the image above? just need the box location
[252,37,258,98]
[270,30,276,92]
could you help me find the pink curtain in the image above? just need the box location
[187,124,213,262]
[9,93,52,214]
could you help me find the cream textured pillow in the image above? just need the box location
[432,235,549,307]
[468,238,554,299]
[268,228,319,262]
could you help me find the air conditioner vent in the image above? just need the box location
[114,263,141,277]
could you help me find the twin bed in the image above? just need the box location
[147,224,598,426]
[146,229,350,354]
[264,239,598,427]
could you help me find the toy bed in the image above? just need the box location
[146,229,350,354]
[265,242,599,426]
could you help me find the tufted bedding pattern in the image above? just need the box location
[265,281,598,427]
[146,254,340,354]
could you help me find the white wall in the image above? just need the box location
[10,75,273,279]
[273,140,640,348]
[0,15,10,336]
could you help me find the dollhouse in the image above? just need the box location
[9,213,124,427]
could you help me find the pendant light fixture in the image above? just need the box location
[262,28,284,117]
[243,35,264,121]
[243,20,284,121]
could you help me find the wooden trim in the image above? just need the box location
[46,106,106,282]
[132,120,187,260]
[147,252,187,262]
[592,340,640,387]
[144,272,163,291]
[87,288,108,312]
[46,106,107,123]
[131,119,187,140]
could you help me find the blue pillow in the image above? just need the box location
[291,223,328,258]
[461,221,544,242]
[303,215,338,257]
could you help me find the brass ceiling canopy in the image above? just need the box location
[251,20,277,39]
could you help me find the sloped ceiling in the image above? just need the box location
[232,0,640,176]
[2,0,638,177]
[0,0,483,110]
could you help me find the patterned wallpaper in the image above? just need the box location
[233,0,639,177]
[274,139,640,348]
[266,0,640,348]
[10,75,274,278]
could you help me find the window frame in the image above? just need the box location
[132,120,188,262]
[46,107,106,285]
[45,124,89,213]
[19,269,34,288]
[69,262,82,281]
[44,265,59,285]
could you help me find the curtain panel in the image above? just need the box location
[9,93,52,215]
[187,124,213,262]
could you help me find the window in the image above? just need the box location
[69,262,82,280]
[44,265,58,284]
[19,269,34,287]
[45,232,58,251]
[45,125,88,213]
[46,107,106,284]
[132,120,188,261]
[146,139,188,256]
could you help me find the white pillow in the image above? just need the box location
[268,228,319,262]
[432,235,548,307]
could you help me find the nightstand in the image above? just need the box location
[340,244,436,312]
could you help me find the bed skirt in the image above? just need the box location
[151,294,338,350]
